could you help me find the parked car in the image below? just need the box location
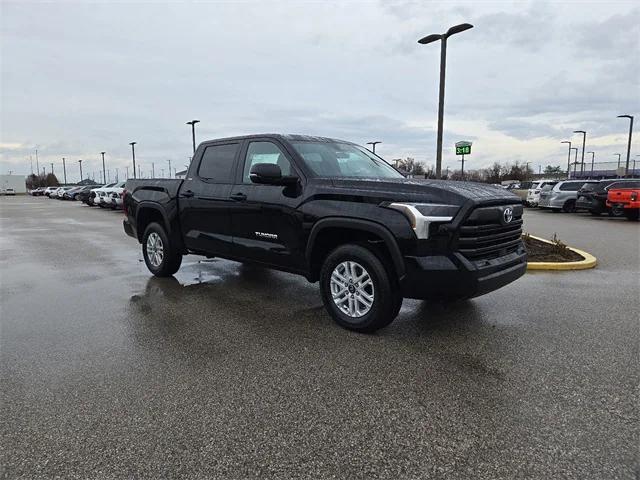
[55,186,74,199]
[101,182,126,209]
[526,180,558,207]
[43,186,59,197]
[576,179,640,216]
[108,182,127,209]
[66,185,96,201]
[31,187,46,196]
[62,186,83,200]
[5,188,16,196]
[77,185,103,205]
[538,180,598,212]
[606,183,640,221]
[123,134,526,333]
[92,183,117,207]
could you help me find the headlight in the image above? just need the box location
[386,203,458,239]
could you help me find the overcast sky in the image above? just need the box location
[1,0,638,181]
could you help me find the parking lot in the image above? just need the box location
[1,196,638,479]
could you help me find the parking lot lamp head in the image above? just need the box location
[560,141,572,176]
[366,141,381,154]
[129,142,137,179]
[617,115,634,177]
[418,23,473,180]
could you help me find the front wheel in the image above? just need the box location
[319,244,401,333]
[142,222,182,277]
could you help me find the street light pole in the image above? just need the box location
[561,141,572,177]
[35,149,39,176]
[587,151,595,176]
[366,141,382,154]
[152,162,155,178]
[78,160,83,181]
[617,115,633,177]
[573,130,586,176]
[570,147,578,176]
[614,153,621,168]
[101,152,106,185]
[418,23,474,179]
[186,120,200,154]
[167,159,172,178]
[129,142,137,179]
[62,158,67,184]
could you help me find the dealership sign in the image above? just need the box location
[455,141,472,156]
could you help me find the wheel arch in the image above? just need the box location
[306,218,406,282]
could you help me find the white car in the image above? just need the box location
[526,180,558,207]
[98,182,125,209]
[5,188,15,196]
[44,186,58,197]
[92,183,117,207]
[107,182,127,209]
[56,186,73,199]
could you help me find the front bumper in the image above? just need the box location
[399,245,527,300]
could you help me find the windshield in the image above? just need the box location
[291,141,402,179]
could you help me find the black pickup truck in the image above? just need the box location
[123,134,526,332]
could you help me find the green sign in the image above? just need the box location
[455,145,471,155]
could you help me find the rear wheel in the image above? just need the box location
[562,200,576,213]
[142,222,182,277]
[319,244,401,333]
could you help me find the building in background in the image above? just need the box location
[0,175,27,194]
[175,169,187,179]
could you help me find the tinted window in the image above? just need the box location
[539,181,558,189]
[608,181,640,189]
[198,144,239,182]
[559,182,584,191]
[243,141,293,183]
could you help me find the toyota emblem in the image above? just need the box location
[503,207,514,224]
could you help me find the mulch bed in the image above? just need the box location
[523,235,585,263]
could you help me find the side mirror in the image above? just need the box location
[250,163,298,186]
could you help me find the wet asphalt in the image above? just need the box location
[1,196,638,480]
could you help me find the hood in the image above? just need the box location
[326,178,519,206]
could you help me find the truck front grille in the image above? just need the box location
[458,205,523,261]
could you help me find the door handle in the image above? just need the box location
[181,190,194,198]
[229,192,247,201]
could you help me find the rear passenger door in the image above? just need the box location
[179,142,240,256]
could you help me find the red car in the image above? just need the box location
[607,185,640,221]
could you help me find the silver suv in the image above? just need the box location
[538,180,598,212]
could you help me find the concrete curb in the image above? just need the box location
[526,235,597,271]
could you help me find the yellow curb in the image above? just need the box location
[526,235,597,271]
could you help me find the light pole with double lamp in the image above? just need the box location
[418,23,473,179]
[560,141,572,177]
[573,130,586,176]
[366,141,381,154]
[617,115,633,177]
[129,142,137,179]
[186,120,200,155]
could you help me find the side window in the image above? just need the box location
[243,141,293,183]
[198,143,239,182]
[560,182,581,191]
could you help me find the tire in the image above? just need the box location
[624,209,639,221]
[562,200,576,213]
[609,205,625,217]
[319,244,401,333]
[142,222,182,277]
[589,209,601,216]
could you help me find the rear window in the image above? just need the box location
[540,181,558,189]
[198,143,239,182]
[530,182,540,189]
[541,184,554,191]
